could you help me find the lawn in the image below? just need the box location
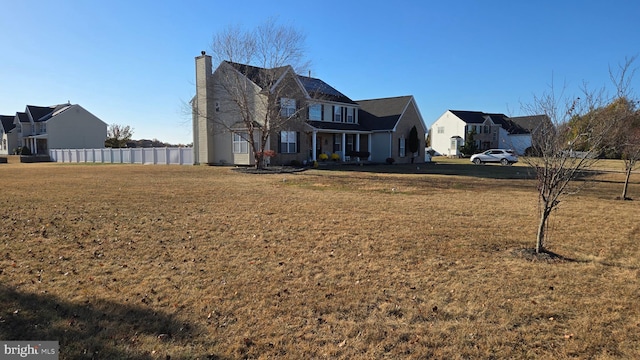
[1,162,639,359]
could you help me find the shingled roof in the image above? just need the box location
[510,114,550,132]
[297,76,356,104]
[225,61,290,90]
[26,105,57,122]
[0,115,15,132]
[16,112,29,123]
[449,110,532,134]
[357,96,413,131]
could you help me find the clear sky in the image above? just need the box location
[2,0,639,145]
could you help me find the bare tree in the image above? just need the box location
[618,122,640,199]
[607,57,640,200]
[105,123,133,148]
[522,58,638,253]
[522,81,615,253]
[202,18,311,169]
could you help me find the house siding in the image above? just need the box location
[393,102,425,164]
[430,110,467,156]
[46,106,107,149]
[370,132,392,163]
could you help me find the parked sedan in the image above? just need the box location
[470,149,518,165]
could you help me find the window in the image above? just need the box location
[346,108,354,123]
[309,104,322,121]
[280,131,297,153]
[399,137,406,157]
[40,122,46,133]
[333,134,341,152]
[334,106,342,122]
[437,126,445,134]
[280,98,296,117]
[232,132,249,153]
[346,134,355,153]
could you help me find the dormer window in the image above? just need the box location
[280,98,296,117]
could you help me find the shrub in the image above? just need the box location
[347,150,370,159]
[330,153,340,161]
[17,146,32,156]
[386,157,395,165]
[318,153,329,161]
[290,159,302,167]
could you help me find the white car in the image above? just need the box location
[470,149,518,165]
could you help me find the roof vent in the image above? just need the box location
[201,50,206,56]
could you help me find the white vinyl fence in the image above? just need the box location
[49,147,193,165]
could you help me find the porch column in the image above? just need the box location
[355,134,360,153]
[312,130,317,161]
[368,134,372,160]
[341,132,346,161]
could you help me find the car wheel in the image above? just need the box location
[500,158,509,166]
[473,158,482,165]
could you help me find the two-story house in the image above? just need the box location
[0,115,18,155]
[8,103,107,155]
[430,110,547,156]
[192,52,427,166]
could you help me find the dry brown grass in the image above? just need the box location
[1,162,639,359]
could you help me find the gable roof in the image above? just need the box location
[297,76,356,104]
[448,110,531,134]
[16,112,29,123]
[357,96,414,131]
[225,61,357,106]
[26,105,56,122]
[449,110,508,124]
[510,114,550,132]
[0,115,15,132]
[224,61,290,90]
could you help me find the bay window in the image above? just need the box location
[232,132,249,153]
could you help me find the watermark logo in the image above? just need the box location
[0,342,58,359]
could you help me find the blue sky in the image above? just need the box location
[2,0,639,145]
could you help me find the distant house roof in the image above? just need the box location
[449,110,533,135]
[16,112,29,123]
[449,110,508,124]
[0,115,15,132]
[510,114,550,132]
[26,105,56,122]
[357,96,414,131]
[25,104,74,122]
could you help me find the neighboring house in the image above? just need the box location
[192,53,427,165]
[8,103,107,155]
[430,110,546,156]
[0,115,18,155]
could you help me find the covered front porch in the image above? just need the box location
[23,135,48,155]
[308,130,371,162]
